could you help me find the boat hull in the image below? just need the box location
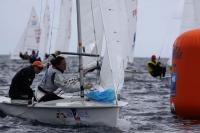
[0,97,122,127]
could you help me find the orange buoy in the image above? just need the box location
[170,28,200,118]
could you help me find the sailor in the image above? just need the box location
[30,50,41,63]
[36,56,92,102]
[42,50,61,68]
[147,55,166,78]
[9,61,44,102]
[19,51,30,60]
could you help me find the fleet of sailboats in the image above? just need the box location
[0,0,138,127]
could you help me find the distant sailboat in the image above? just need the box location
[10,7,41,60]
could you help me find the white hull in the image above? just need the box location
[0,96,125,127]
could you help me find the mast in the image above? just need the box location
[76,0,84,98]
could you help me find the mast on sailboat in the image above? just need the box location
[76,0,84,98]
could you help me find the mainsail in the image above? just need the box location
[78,0,138,93]
[10,7,41,60]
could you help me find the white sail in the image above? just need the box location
[99,0,125,92]
[39,1,51,59]
[181,0,200,33]
[54,0,72,52]
[10,7,40,59]
[124,0,137,64]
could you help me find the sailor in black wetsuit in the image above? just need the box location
[9,61,43,101]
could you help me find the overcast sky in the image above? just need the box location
[0,0,184,57]
[135,0,184,58]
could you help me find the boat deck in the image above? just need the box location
[0,96,127,109]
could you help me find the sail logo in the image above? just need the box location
[132,9,137,17]
[31,20,37,26]
[31,16,37,26]
[35,29,41,44]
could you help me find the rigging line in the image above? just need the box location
[48,0,56,54]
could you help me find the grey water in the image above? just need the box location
[0,55,200,133]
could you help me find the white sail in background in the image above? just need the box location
[11,7,40,59]
[124,0,137,64]
[193,0,200,25]
[181,0,200,33]
[112,0,137,68]
[39,1,51,59]
[54,0,72,53]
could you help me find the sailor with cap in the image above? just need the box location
[9,61,44,103]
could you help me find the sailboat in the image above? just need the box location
[0,0,137,127]
[124,0,138,74]
[10,7,41,60]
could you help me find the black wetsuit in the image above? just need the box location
[9,66,35,100]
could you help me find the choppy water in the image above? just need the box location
[0,55,200,133]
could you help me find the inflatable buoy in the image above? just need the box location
[171,29,200,118]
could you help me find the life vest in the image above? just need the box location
[147,60,162,77]
[147,61,156,73]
